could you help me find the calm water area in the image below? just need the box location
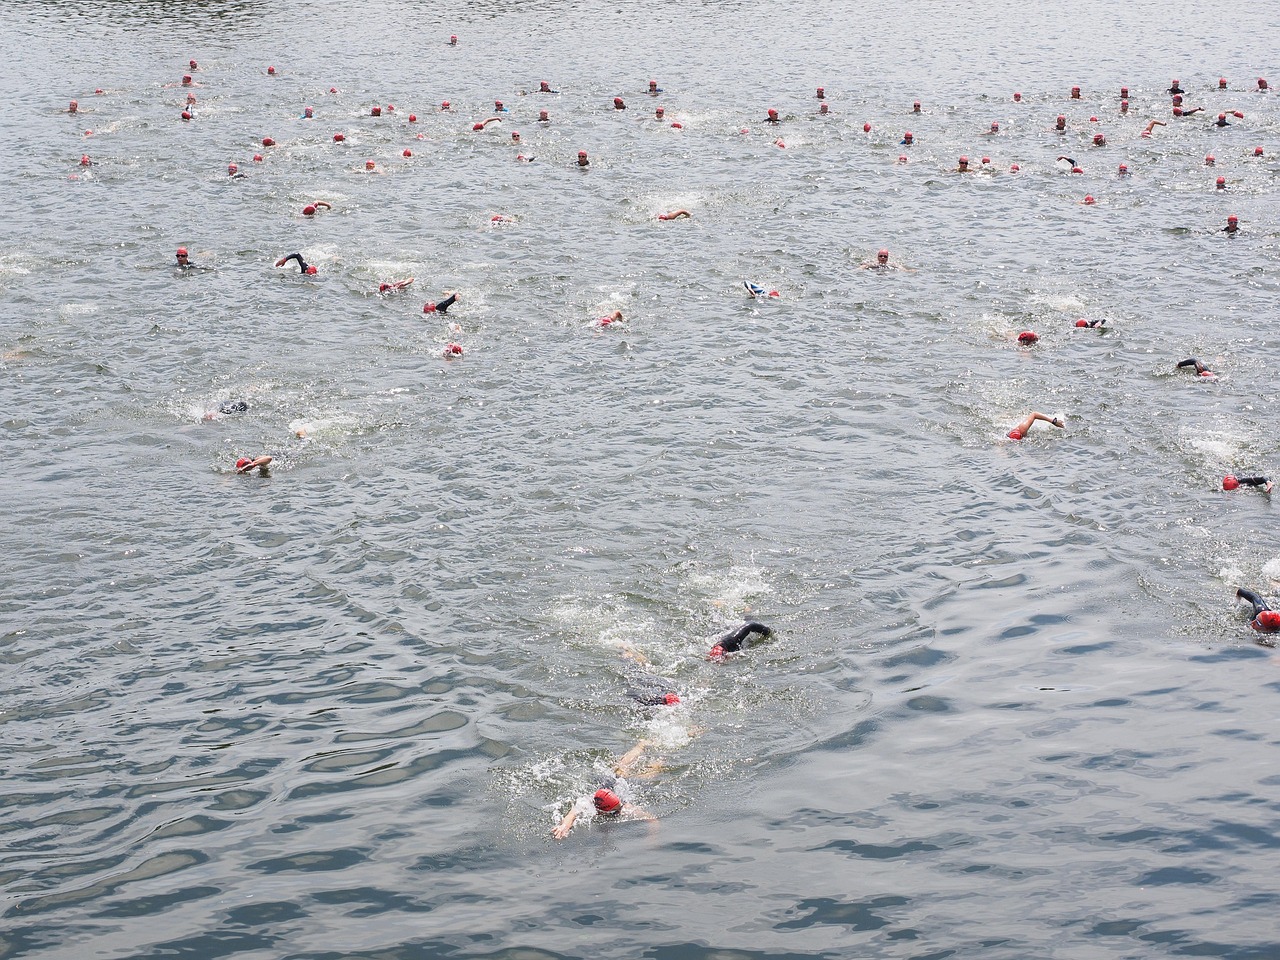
[3,1,1280,958]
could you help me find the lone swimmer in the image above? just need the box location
[1223,475,1273,493]
[1176,357,1215,378]
[861,248,912,271]
[707,621,773,661]
[1007,412,1064,441]
[552,741,658,840]
[175,246,194,269]
[275,253,317,275]
[235,455,272,474]
[657,209,690,220]
[378,278,415,293]
[1236,588,1280,632]
[422,291,458,314]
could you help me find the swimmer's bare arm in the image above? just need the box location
[1013,412,1064,436]
[552,808,580,840]
[237,456,273,474]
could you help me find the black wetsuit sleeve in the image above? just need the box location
[435,294,457,314]
[1238,476,1270,487]
[1176,358,1201,370]
[1237,588,1270,616]
[714,621,774,653]
[280,253,307,272]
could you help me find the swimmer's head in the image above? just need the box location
[450,34,458,44]
[1013,91,1022,101]
[1118,163,1128,173]
[181,111,192,121]
[303,204,316,215]
[655,106,665,119]
[1216,176,1226,188]
[1070,85,1080,97]
[958,155,970,167]
[767,108,778,119]
[1009,163,1020,172]
[877,249,889,262]
[304,265,317,275]
[1204,154,1214,165]
[897,155,908,163]
[863,122,871,132]
[253,153,263,162]
[593,789,622,813]
[1017,331,1038,344]
[176,247,189,260]
[186,92,196,104]
[365,159,376,170]
[663,693,680,706]
[441,100,450,110]
[1258,611,1280,631]
[1007,429,1023,441]
[577,150,589,166]
[819,103,829,114]
[902,131,913,142]
[1219,77,1228,88]
[68,99,78,112]
[1083,194,1095,205]
[1089,116,1098,122]
[990,121,999,132]
[707,644,727,661]
[1120,86,1129,98]
[423,302,437,313]
[1254,146,1264,156]
[981,156,990,165]
[379,283,391,292]
[1071,166,1083,174]
[1075,319,1088,327]
[1055,115,1066,128]
[1258,77,1268,90]
[403,148,413,157]
[540,110,550,121]
[182,74,192,85]
[913,100,921,112]
[1228,215,1238,224]
[1093,133,1105,145]
[511,131,520,142]
[262,137,275,146]
[1173,107,1183,116]
[371,106,381,116]
[408,113,417,122]
[227,162,237,174]
[267,65,276,75]
[540,80,551,92]
[1120,100,1129,112]
[613,97,625,109]
[235,457,251,470]
[649,80,658,92]
[1172,94,1183,105]
[816,86,825,98]
[189,59,198,69]
[495,100,504,111]
[443,342,464,356]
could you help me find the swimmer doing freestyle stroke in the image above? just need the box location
[1007,412,1064,441]
[552,740,659,840]
[1236,588,1280,634]
[275,253,317,275]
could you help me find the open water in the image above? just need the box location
[4,1,1280,958]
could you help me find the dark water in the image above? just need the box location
[4,1,1280,958]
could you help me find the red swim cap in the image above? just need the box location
[443,342,464,356]
[1120,86,1129,96]
[403,149,413,157]
[333,133,345,142]
[1071,166,1083,174]
[959,155,969,163]
[1083,194,1095,204]
[1089,116,1099,122]
[878,248,889,258]
[494,100,504,110]
[190,59,198,69]
[303,204,316,215]
[1013,92,1022,100]
[1173,107,1182,116]
[768,290,780,297]
[593,789,622,812]
[1118,163,1128,172]
[423,302,437,312]
[981,156,990,164]
[1007,429,1023,440]
[408,114,417,122]
[365,159,376,169]
[1017,331,1038,344]
[1223,475,1239,490]
[472,123,484,131]
[1219,113,1227,120]
[304,265,317,275]
[1093,133,1104,143]
[267,65,276,75]
[181,111,192,120]
[330,86,338,93]
[1009,163,1019,172]
[541,110,550,120]
[441,100,450,110]
[1255,146,1264,156]
[663,693,680,705]
[768,108,778,117]
[371,106,381,116]
[1233,111,1244,119]
[182,74,192,84]
[707,644,726,661]
[262,137,275,146]
[1075,319,1088,327]
[176,247,188,256]
[1219,78,1227,87]
[671,122,683,128]
[227,163,237,174]
[863,122,871,132]
[235,457,251,470]
[386,104,394,112]
[614,97,625,107]
[578,150,587,157]
[1204,154,1214,164]
[816,87,824,97]
[253,153,263,162]
[1228,215,1238,223]
[1216,176,1226,186]
[379,283,390,292]
[1258,611,1280,632]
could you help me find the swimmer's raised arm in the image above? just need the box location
[379,277,415,293]
[235,455,273,474]
[552,807,581,840]
[657,209,690,221]
[275,253,316,275]
[1176,357,1213,376]
[1007,412,1064,441]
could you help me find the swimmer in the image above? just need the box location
[67,99,79,114]
[987,121,1000,134]
[1140,120,1166,138]
[1236,588,1280,632]
[539,110,550,122]
[1168,79,1184,95]
[1070,85,1081,99]
[422,291,458,314]
[954,155,976,173]
[901,131,914,145]
[1074,318,1105,328]
[648,80,662,94]
[1006,412,1064,441]
[1017,331,1040,344]
[1224,475,1273,494]
[227,163,246,179]
[175,246,194,269]
[1258,78,1269,92]
[275,253,317,275]
[707,621,773,661]
[235,455,272,474]
[1214,113,1231,127]
[765,108,780,123]
[576,150,590,167]
[657,209,690,221]
[511,131,521,143]
[301,201,332,216]
[613,97,626,110]
[471,116,502,131]
[442,342,464,358]
[378,278,415,293]
[494,100,507,112]
[1174,105,1204,116]
[655,106,666,120]
[1092,133,1106,146]
[596,310,624,327]
[1176,357,1215,378]
[912,100,922,113]
[1222,215,1239,235]
[860,248,913,271]
[302,106,314,119]
[538,80,558,93]
[1216,176,1227,190]
[1055,115,1067,131]
[743,281,780,299]
[1117,163,1130,175]
[552,741,658,840]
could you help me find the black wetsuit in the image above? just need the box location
[433,293,457,314]
[1215,118,1231,127]
[713,621,773,654]
[1177,358,1211,375]
[625,666,679,707]
[1237,588,1279,633]
[218,400,249,415]
[1232,476,1270,488]
[279,252,311,273]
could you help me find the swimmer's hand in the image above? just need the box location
[552,822,573,840]
[1051,417,1065,428]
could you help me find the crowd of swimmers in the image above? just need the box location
[67,56,1278,663]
